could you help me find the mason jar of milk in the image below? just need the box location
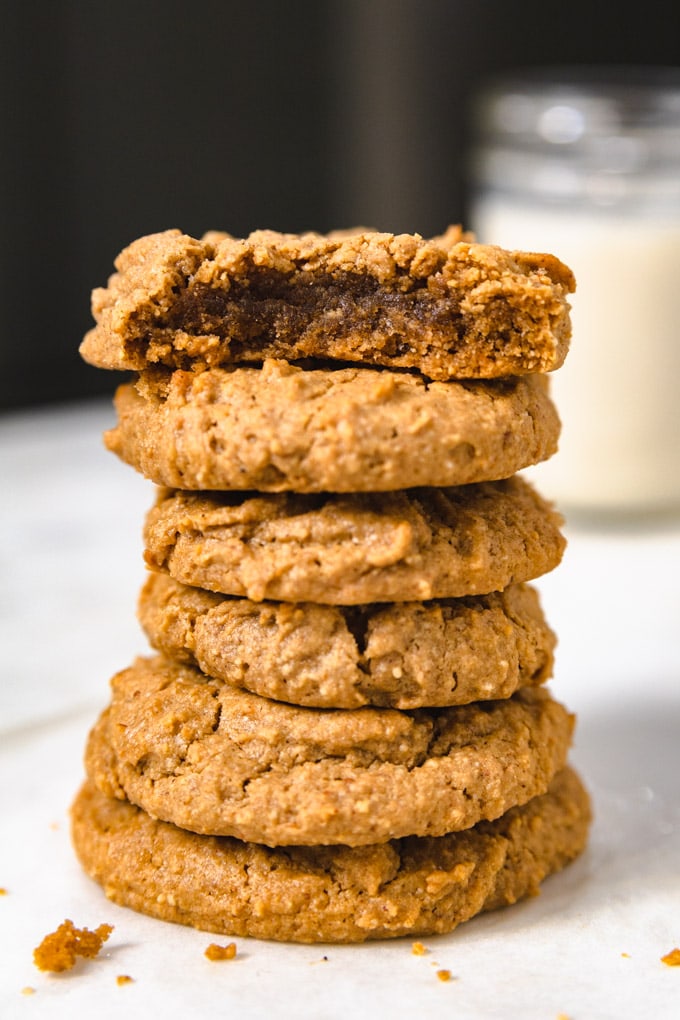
[468,68,680,519]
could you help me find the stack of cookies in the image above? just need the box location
[71,226,590,943]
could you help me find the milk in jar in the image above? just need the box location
[468,69,680,518]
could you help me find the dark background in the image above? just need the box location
[2,0,678,410]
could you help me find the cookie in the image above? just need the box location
[139,574,556,709]
[104,362,560,492]
[84,655,574,847]
[143,477,565,604]
[80,227,574,379]
[71,766,590,943]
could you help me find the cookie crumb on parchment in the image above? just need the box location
[33,919,113,973]
[205,942,237,961]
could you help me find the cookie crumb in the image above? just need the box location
[661,948,680,967]
[412,941,428,956]
[205,942,237,961]
[621,952,631,958]
[33,919,113,973]
[116,974,134,986]
[436,969,452,982]
[21,987,36,996]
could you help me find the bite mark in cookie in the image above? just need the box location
[80,227,574,379]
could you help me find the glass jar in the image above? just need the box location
[468,67,680,520]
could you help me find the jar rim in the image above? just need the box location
[472,65,680,140]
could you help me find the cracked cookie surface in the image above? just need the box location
[143,476,565,604]
[80,227,574,380]
[139,574,556,709]
[84,655,574,847]
[71,767,590,943]
[104,362,560,492]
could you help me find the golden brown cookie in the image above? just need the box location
[139,574,556,709]
[84,656,574,847]
[79,227,574,380]
[104,363,560,492]
[143,477,565,604]
[71,767,590,943]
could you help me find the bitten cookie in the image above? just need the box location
[84,655,574,847]
[71,767,590,943]
[143,477,566,604]
[139,574,556,709]
[80,227,574,380]
[104,363,560,492]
